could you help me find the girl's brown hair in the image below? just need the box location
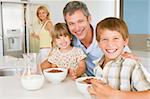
[51,23,73,47]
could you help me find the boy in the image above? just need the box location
[88,17,150,99]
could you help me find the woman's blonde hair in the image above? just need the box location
[36,5,50,22]
[96,17,129,42]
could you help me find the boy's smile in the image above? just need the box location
[98,29,128,60]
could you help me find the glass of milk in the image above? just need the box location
[20,53,45,90]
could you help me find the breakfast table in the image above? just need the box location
[0,76,87,99]
[0,55,92,99]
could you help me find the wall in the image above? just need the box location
[27,0,119,53]
[0,0,120,54]
[124,0,150,51]
[124,0,149,34]
[29,0,120,28]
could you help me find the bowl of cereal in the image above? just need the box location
[43,68,68,84]
[75,76,97,98]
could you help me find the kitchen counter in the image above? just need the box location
[0,56,91,99]
[0,76,87,99]
[0,55,24,68]
[0,55,149,99]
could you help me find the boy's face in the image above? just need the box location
[65,10,91,40]
[98,29,128,60]
[55,35,71,50]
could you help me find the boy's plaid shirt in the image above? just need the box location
[94,56,150,91]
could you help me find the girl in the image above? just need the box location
[41,23,86,80]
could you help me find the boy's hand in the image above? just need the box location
[88,79,118,99]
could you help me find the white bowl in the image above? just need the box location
[43,68,68,84]
[21,74,45,90]
[75,76,97,98]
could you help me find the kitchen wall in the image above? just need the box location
[0,0,120,55]
[123,0,150,51]
[29,0,120,28]
[28,0,120,53]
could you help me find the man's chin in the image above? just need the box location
[75,34,85,40]
[78,36,85,41]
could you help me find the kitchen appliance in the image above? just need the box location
[0,0,48,58]
[1,2,26,57]
[3,29,24,57]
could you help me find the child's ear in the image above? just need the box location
[124,38,129,46]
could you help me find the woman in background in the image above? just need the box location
[31,5,53,62]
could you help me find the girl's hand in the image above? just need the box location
[68,68,77,80]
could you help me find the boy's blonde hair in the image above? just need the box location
[51,23,73,47]
[96,17,129,42]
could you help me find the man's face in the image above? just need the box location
[65,10,91,40]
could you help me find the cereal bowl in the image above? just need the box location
[75,76,97,98]
[43,68,68,84]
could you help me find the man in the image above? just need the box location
[63,1,132,76]
[63,1,102,76]
[41,1,133,76]
[63,2,150,98]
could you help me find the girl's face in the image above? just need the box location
[37,9,48,21]
[55,35,71,50]
[98,29,128,61]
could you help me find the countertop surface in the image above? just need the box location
[0,55,24,68]
[0,76,86,99]
[0,54,149,99]
[0,56,93,99]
